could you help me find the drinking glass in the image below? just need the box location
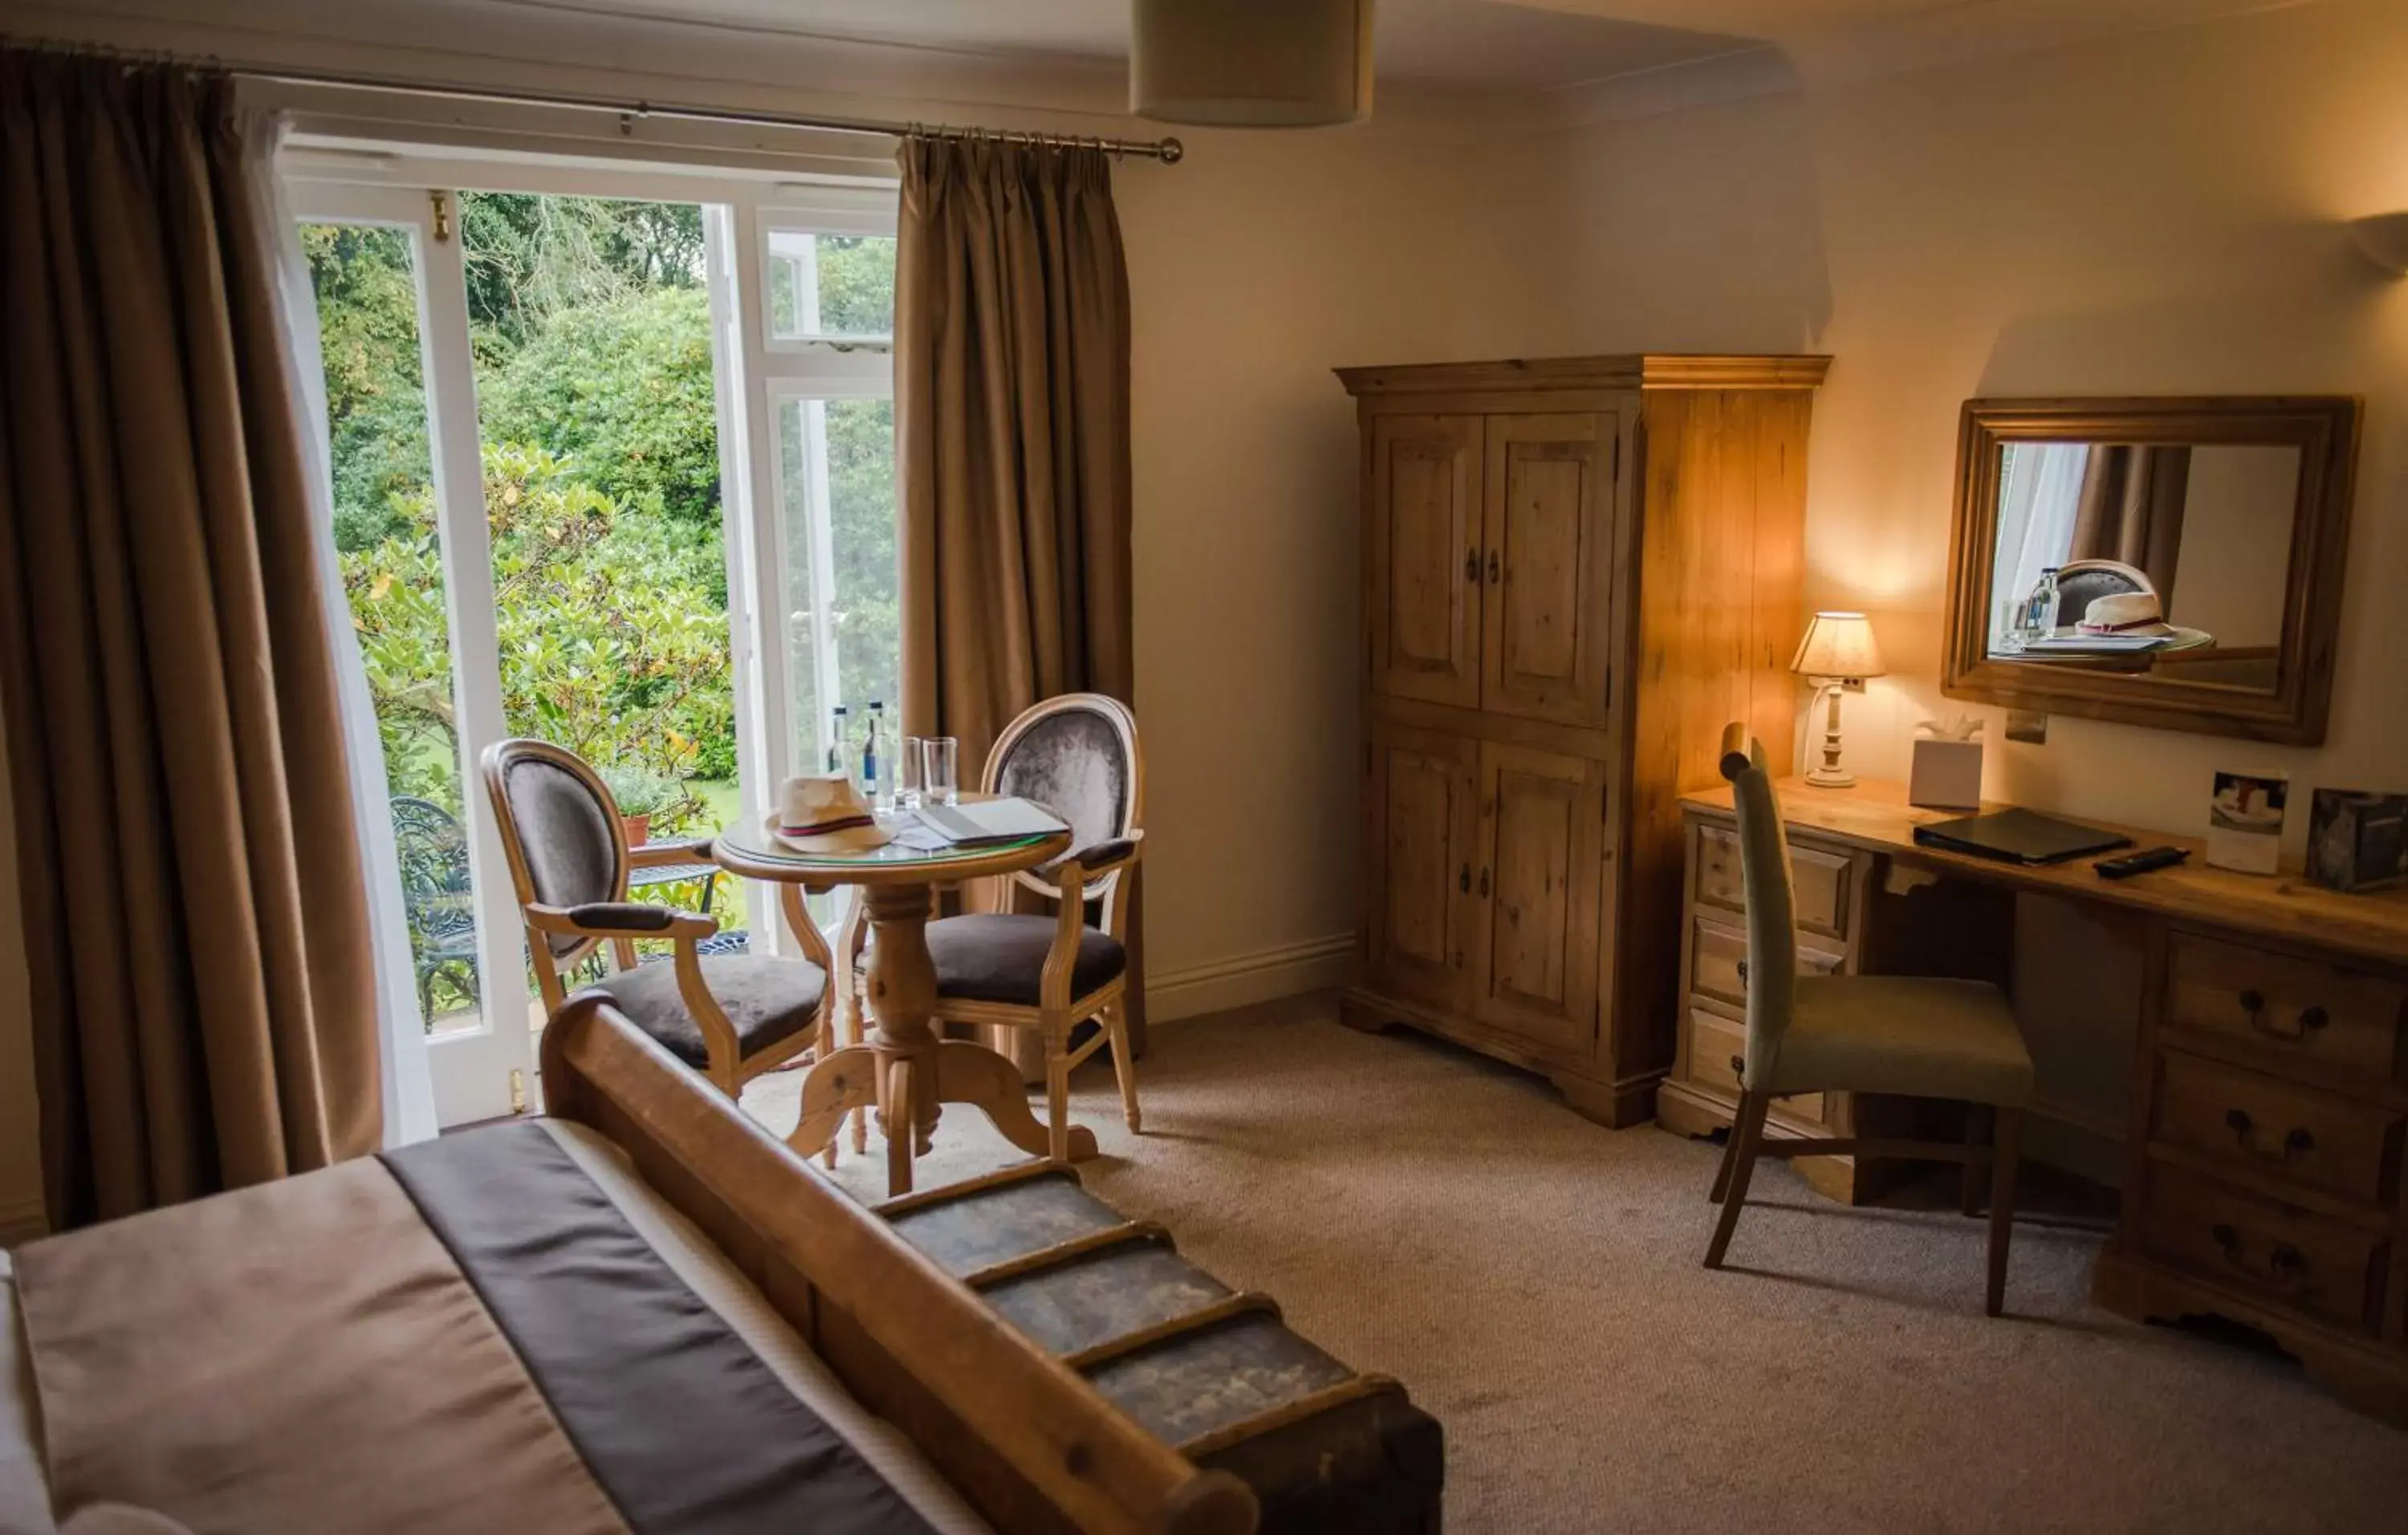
[1997,597,2032,654]
[924,738,960,807]
[897,736,926,808]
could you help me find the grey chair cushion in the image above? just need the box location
[995,706,1129,857]
[925,914,1126,1006]
[503,757,621,955]
[587,955,826,1069]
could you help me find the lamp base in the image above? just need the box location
[1804,680,1857,789]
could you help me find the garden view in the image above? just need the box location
[307,193,897,1026]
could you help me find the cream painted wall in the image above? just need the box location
[0,10,1492,1222]
[1464,0,2408,855]
[2170,446,2300,648]
[1447,0,2408,1173]
[1115,133,1486,1008]
[6,0,2405,1215]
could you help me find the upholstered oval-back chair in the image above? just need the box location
[1704,724,2035,1316]
[482,739,832,1105]
[2050,558,2154,629]
[840,694,1145,1163]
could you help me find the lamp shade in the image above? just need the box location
[1131,0,1375,128]
[1791,611,1886,680]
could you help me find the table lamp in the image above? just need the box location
[1792,611,1886,788]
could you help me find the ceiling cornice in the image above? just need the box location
[6,0,2348,149]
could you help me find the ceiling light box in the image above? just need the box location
[1130,0,1375,128]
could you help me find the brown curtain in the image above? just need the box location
[0,51,382,1227]
[2072,444,2191,598]
[893,136,1145,1057]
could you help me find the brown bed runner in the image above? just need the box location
[11,1122,936,1535]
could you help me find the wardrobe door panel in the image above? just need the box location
[1482,413,1619,729]
[1365,723,1479,1011]
[1471,741,1604,1056]
[1369,415,1483,708]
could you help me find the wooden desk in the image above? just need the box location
[1660,776,2408,1423]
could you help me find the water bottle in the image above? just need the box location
[828,706,850,781]
[863,701,887,807]
[2027,567,2062,639]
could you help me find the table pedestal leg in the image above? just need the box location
[787,1045,877,1161]
[856,882,1100,1195]
[935,1040,1100,1164]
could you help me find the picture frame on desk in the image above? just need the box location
[2307,788,2407,894]
[2204,768,2286,876]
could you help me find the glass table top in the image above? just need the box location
[716,818,1056,873]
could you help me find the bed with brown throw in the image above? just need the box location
[1,998,1439,1535]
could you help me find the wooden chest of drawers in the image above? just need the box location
[1668,776,2408,1423]
[2105,928,2408,1416]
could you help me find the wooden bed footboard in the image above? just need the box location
[540,996,1259,1535]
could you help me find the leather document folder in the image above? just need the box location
[1912,807,2133,866]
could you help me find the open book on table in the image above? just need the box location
[890,796,1069,851]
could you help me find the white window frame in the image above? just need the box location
[283,147,900,1114]
[739,190,901,861]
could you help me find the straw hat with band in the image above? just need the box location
[769,772,891,853]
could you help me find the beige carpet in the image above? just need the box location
[743,997,2406,1533]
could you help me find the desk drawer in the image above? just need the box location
[1686,1004,1824,1126]
[2141,1164,2389,1333]
[1694,822,1853,941]
[2164,934,2406,1083]
[2151,1052,2403,1206]
[1691,916,1844,1011]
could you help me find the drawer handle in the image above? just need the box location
[1735,959,1750,983]
[1487,550,1500,584]
[2238,990,2333,1043]
[2222,1108,2315,1163]
[2211,1223,2309,1285]
[1464,547,1481,584]
[1458,862,1470,894]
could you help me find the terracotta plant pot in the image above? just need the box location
[622,813,650,850]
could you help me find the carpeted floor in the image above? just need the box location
[742,997,2406,1533]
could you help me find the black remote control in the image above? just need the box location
[2095,845,2189,880]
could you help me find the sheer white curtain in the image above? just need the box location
[239,108,437,1147]
[1989,442,2093,649]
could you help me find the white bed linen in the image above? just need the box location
[537,1120,993,1535]
[0,1253,59,1535]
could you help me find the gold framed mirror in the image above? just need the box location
[1942,396,2360,744]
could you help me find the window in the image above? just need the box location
[289,160,902,1126]
[752,197,900,784]
[767,231,897,344]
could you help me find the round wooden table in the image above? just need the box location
[713,815,1088,1197]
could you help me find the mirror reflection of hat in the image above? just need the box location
[2077,590,2176,637]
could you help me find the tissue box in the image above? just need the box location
[1910,739,1984,809]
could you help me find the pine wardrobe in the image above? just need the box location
[1335,355,1830,1126]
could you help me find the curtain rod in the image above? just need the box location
[2,33,1187,164]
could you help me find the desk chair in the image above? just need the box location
[841,694,1145,1162]
[1704,724,2036,1315]
[483,739,833,1105]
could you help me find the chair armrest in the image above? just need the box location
[1043,830,1145,885]
[629,837,715,869]
[526,901,716,941]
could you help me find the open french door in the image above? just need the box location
[289,158,899,1127]
[289,183,534,1124]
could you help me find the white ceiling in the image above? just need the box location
[483,0,2320,95]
